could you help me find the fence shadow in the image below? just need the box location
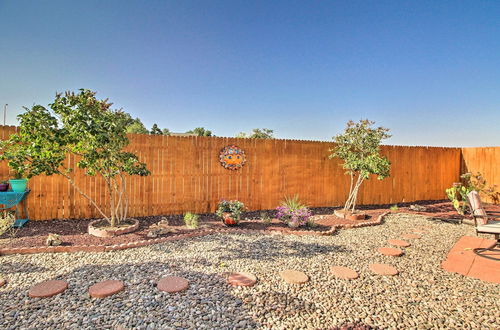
[151,232,350,262]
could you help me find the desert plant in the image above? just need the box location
[445,172,499,214]
[0,89,150,227]
[390,205,399,211]
[446,183,471,215]
[276,196,312,228]
[216,200,245,221]
[0,211,16,236]
[280,195,305,211]
[330,119,391,214]
[184,212,199,229]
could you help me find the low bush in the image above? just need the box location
[183,212,199,229]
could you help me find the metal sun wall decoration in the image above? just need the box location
[219,145,246,170]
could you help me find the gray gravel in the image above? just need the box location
[1,213,499,329]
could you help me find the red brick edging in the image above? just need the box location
[0,212,388,256]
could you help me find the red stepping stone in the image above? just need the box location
[402,233,422,239]
[88,280,125,298]
[29,280,68,298]
[157,276,189,293]
[369,263,399,276]
[330,266,359,280]
[378,247,404,257]
[388,239,411,247]
[0,277,6,288]
[227,272,257,287]
[279,270,309,284]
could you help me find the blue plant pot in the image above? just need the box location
[9,178,28,192]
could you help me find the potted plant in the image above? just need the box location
[9,172,28,193]
[216,200,245,226]
[0,181,9,192]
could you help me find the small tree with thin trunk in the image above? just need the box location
[330,119,391,214]
[0,89,150,227]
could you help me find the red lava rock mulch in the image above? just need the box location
[28,280,68,298]
[227,272,257,287]
[330,266,359,280]
[157,276,189,293]
[88,280,125,298]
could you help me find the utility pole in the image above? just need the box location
[3,104,7,126]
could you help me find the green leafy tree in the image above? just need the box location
[150,123,162,135]
[187,127,213,136]
[126,117,149,134]
[236,128,274,139]
[330,119,391,213]
[0,89,150,227]
[162,128,171,136]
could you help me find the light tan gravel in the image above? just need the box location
[0,213,499,329]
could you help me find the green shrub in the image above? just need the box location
[445,172,499,215]
[183,212,199,229]
[330,119,391,213]
[390,205,399,211]
[0,211,16,236]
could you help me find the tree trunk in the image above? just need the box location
[60,172,109,221]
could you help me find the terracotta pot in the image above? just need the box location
[88,218,140,237]
[333,209,367,221]
[222,212,238,226]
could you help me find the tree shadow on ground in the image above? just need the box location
[0,261,261,329]
[0,261,48,274]
[151,233,350,262]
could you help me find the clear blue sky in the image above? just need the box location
[1,0,499,146]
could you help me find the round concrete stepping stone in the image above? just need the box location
[227,272,257,287]
[157,276,189,293]
[279,270,309,284]
[388,239,411,247]
[88,280,125,298]
[29,280,68,298]
[0,277,6,288]
[378,247,404,257]
[402,233,421,239]
[369,263,399,276]
[330,266,359,280]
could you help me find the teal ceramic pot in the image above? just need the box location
[9,178,28,192]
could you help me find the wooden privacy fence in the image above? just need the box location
[3,125,495,221]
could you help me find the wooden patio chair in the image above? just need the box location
[466,191,500,260]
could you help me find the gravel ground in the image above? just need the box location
[0,213,499,329]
